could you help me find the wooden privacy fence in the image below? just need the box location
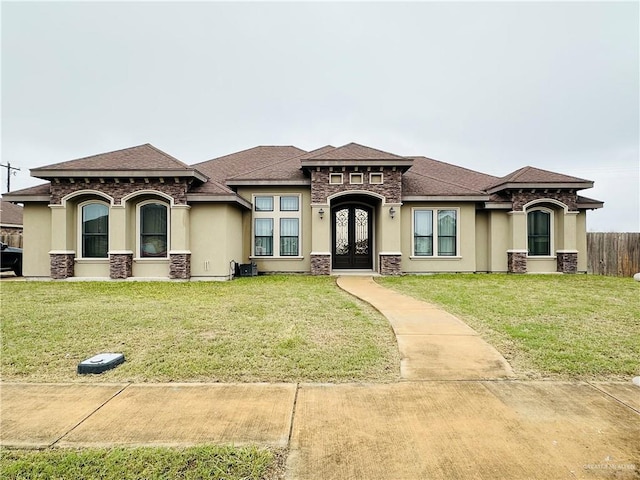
[587,232,640,277]
[0,234,23,248]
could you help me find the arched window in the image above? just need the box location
[527,209,551,256]
[139,202,168,258]
[81,202,109,258]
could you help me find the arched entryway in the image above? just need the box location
[331,196,378,270]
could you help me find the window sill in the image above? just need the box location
[409,256,462,260]
[527,256,557,260]
[134,257,170,262]
[75,258,109,264]
[250,256,305,261]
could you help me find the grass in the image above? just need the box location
[378,274,640,380]
[0,276,400,383]
[0,445,282,480]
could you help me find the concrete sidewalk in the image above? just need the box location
[1,381,639,479]
[337,276,513,380]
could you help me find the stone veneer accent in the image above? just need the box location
[556,252,578,274]
[510,191,578,212]
[310,254,331,275]
[379,254,402,275]
[50,178,189,205]
[110,253,133,279]
[169,253,191,279]
[310,168,402,204]
[507,251,527,274]
[50,253,75,279]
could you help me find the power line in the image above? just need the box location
[0,162,21,193]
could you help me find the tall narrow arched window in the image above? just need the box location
[140,202,168,258]
[527,210,551,256]
[81,203,109,258]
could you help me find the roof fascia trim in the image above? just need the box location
[186,194,252,209]
[301,159,414,169]
[402,195,490,202]
[2,194,50,202]
[487,181,593,194]
[226,179,311,186]
[31,169,208,182]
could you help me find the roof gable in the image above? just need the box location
[34,144,191,171]
[31,144,208,182]
[488,166,593,192]
[305,143,405,161]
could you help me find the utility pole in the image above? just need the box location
[0,162,21,193]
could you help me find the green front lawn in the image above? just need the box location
[378,274,640,380]
[0,276,400,383]
[0,445,281,480]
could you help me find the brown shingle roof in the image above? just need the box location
[227,146,335,183]
[487,166,592,191]
[406,156,499,195]
[190,146,306,194]
[33,144,194,172]
[2,183,52,202]
[0,200,24,225]
[305,142,406,161]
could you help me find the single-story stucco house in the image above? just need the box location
[3,142,603,280]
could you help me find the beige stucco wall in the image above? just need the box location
[190,203,243,279]
[131,259,170,277]
[488,211,509,272]
[237,186,312,274]
[576,211,587,272]
[475,210,489,272]
[400,203,477,273]
[74,260,109,277]
[22,203,51,277]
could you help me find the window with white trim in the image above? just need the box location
[79,201,109,258]
[329,173,343,184]
[253,195,302,257]
[413,209,458,257]
[369,172,383,184]
[138,201,169,258]
[350,173,363,184]
[527,209,552,256]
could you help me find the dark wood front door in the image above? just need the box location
[332,205,373,269]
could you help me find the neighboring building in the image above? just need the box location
[0,199,24,244]
[3,142,603,280]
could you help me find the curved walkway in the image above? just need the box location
[337,276,514,380]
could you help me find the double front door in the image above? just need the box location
[332,205,373,269]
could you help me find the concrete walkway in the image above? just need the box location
[2,381,639,479]
[2,277,639,479]
[337,276,513,380]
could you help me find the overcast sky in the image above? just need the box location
[2,1,638,231]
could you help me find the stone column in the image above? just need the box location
[50,251,75,279]
[507,250,527,274]
[169,251,191,279]
[556,251,578,274]
[310,254,331,275]
[507,210,527,273]
[109,251,133,279]
[310,203,331,275]
[379,254,402,275]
